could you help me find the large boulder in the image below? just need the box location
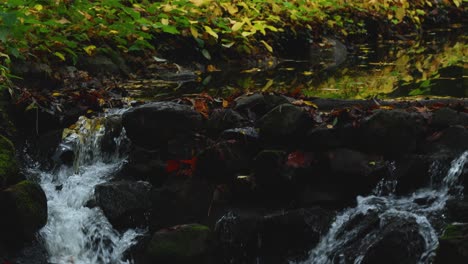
[329,211,426,264]
[94,181,152,229]
[0,135,21,190]
[435,223,468,264]
[360,110,425,156]
[0,181,47,245]
[259,208,335,262]
[431,107,468,128]
[326,148,387,198]
[234,93,290,120]
[122,102,202,149]
[257,103,311,145]
[214,208,334,263]
[146,223,212,264]
[206,109,248,136]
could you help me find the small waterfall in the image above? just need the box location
[298,151,468,264]
[29,111,144,264]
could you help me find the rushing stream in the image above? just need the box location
[28,111,143,264]
[297,151,468,264]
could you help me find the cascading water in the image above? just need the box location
[28,111,144,264]
[297,151,468,264]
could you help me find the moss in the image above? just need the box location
[4,180,48,236]
[441,224,468,240]
[0,134,20,189]
[147,224,211,263]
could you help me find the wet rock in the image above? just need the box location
[435,223,468,264]
[426,125,468,153]
[259,208,335,261]
[446,199,468,222]
[360,216,426,264]
[220,127,260,144]
[335,212,425,264]
[214,210,266,263]
[360,110,425,156]
[257,103,311,145]
[234,93,290,120]
[431,107,468,127]
[305,127,343,150]
[100,115,126,155]
[309,37,348,69]
[0,135,21,190]
[78,55,124,75]
[122,102,202,149]
[393,155,432,195]
[326,148,384,197]
[207,109,248,136]
[94,181,152,229]
[149,179,213,232]
[119,147,167,186]
[253,150,287,190]
[0,181,47,245]
[146,223,212,264]
[196,140,255,184]
[214,208,334,263]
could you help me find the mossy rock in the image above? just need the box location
[146,223,212,264]
[0,134,22,190]
[434,223,468,264]
[0,180,48,245]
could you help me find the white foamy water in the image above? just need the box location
[30,112,144,264]
[297,151,468,264]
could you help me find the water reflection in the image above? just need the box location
[122,27,466,100]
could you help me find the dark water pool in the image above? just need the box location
[123,26,466,100]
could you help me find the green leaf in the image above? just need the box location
[201,49,211,60]
[204,26,218,39]
[54,52,66,61]
[260,40,273,52]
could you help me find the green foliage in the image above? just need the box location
[0,0,463,89]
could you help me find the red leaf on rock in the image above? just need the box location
[286,151,312,168]
[166,160,180,173]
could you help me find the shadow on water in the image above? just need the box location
[123,26,466,100]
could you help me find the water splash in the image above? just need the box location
[298,151,468,264]
[31,111,144,264]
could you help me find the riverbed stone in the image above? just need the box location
[207,108,248,135]
[122,102,202,149]
[257,103,311,144]
[431,107,468,127]
[0,180,47,245]
[426,125,468,153]
[435,223,468,264]
[360,216,426,264]
[259,208,335,261]
[234,93,291,120]
[94,180,152,229]
[0,135,21,190]
[146,223,212,264]
[360,109,425,156]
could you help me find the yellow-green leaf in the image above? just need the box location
[83,45,97,56]
[231,21,244,32]
[260,40,273,53]
[204,26,218,39]
[54,52,65,61]
[190,26,199,38]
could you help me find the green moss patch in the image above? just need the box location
[146,223,211,263]
[0,134,20,189]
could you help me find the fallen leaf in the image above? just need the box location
[194,99,209,118]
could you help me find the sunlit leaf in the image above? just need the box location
[204,26,218,39]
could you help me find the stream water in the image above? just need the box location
[28,111,143,264]
[297,151,468,264]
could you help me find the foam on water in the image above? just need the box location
[30,112,144,264]
[297,151,468,264]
